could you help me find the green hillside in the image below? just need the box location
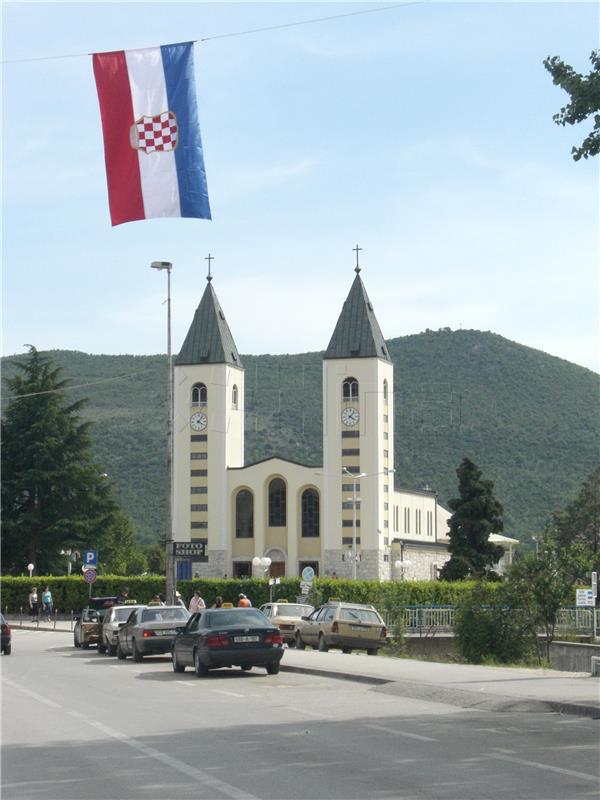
[3,330,598,545]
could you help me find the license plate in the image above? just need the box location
[234,635,259,643]
[350,625,365,631]
[156,629,175,636]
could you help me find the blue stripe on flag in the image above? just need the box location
[161,42,211,220]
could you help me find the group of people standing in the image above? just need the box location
[28,586,53,622]
[187,590,252,612]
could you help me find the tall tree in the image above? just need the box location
[439,457,504,580]
[1,347,131,574]
[544,50,600,161]
[552,467,600,558]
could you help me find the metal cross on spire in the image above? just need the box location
[353,244,362,274]
[205,253,214,282]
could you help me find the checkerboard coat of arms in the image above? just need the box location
[130,111,178,153]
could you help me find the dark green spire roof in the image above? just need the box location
[324,272,391,362]
[176,280,243,368]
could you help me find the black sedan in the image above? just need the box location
[171,607,284,676]
[117,605,190,661]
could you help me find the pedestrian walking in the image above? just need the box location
[188,590,206,614]
[28,587,39,622]
[42,586,53,621]
[237,593,251,608]
[213,596,223,608]
[174,591,186,608]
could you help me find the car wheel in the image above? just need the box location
[116,642,126,660]
[107,644,117,657]
[318,634,328,652]
[98,642,107,654]
[266,661,280,675]
[240,665,252,671]
[132,640,143,662]
[342,647,352,654]
[82,641,90,650]
[367,648,378,656]
[3,645,11,655]
[194,649,208,677]
[287,639,295,648]
[172,650,185,673]
[295,632,306,650]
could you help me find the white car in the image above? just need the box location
[99,605,145,656]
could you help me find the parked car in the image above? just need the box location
[117,605,190,661]
[171,607,284,676]
[74,597,118,649]
[259,600,314,646]
[1,614,12,655]
[98,604,145,656]
[294,601,388,654]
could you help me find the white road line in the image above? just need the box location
[67,711,259,799]
[3,678,61,708]
[284,706,333,719]
[490,753,599,783]
[211,689,246,698]
[365,723,437,742]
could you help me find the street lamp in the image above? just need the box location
[151,260,175,605]
[252,556,272,577]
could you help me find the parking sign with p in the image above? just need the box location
[83,550,97,568]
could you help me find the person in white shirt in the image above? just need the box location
[188,590,206,614]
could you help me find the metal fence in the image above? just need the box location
[554,607,596,637]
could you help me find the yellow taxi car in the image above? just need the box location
[294,600,388,655]
[259,600,314,646]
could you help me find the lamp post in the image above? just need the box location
[151,261,175,605]
[342,467,366,580]
[252,556,272,578]
[394,541,412,581]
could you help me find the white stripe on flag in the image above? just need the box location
[125,47,181,219]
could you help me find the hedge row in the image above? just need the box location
[0,575,493,614]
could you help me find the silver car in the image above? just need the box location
[117,605,190,662]
[98,605,145,656]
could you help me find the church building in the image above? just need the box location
[172,260,516,581]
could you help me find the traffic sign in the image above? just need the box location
[300,581,312,594]
[83,568,97,584]
[301,566,315,583]
[83,549,98,568]
[576,588,594,607]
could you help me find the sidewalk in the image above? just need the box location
[280,648,600,719]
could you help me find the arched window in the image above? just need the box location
[232,384,238,409]
[301,489,320,538]
[235,490,253,538]
[342,377,359,401]
[191,382,207,405]
[383,379,388,401]
[268,478,287,526]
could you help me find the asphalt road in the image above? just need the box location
[2,630,599,800]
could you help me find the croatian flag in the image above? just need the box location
[93,42,211,226]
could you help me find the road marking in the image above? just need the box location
[489,753,599,783]
[211,689,246,698]
[365,723,437,742]
[66,711,259,799]
[284,706,333,719]
[3,678,61,708]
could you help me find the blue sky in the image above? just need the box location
[3,1,598,370]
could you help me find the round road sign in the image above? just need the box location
[301,566,315,582]
[83,568,97,584]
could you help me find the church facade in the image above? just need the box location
[171,264,463,582]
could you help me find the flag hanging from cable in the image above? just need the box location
[93,41,211,226]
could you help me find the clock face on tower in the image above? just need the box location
[341,406,360,426]
[190,412,208,431]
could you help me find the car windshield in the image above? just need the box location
[204,609,268,628]
[340,608,382,624]
[115,607,137,622]
[141,607,188,623]
[275,604,313,617]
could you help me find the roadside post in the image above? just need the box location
[268,577,281,603]
[300,566,315,600]
[592,571,598,641]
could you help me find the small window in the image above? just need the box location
[301,489,320,538]
[232,384,238,410]
[269,478,286,526]
[342,519,361,527]
[191,487,208,495]
[191,452,208,460]
[342,377,359,401]
[383,380,388,401]
[191,383,207,406]
[236,490,254,538]
[342,448,360,456]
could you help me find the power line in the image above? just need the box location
[1,3,423,64]
[1,368,157,401]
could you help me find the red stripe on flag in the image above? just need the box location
[93,51,144,226]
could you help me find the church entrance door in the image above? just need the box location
[270,561,285,578]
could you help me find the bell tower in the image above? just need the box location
[172,269,244,577]
[322,252,394,580]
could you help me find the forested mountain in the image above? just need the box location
[3,330,598,545]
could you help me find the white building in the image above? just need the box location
[172,264,468,581]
